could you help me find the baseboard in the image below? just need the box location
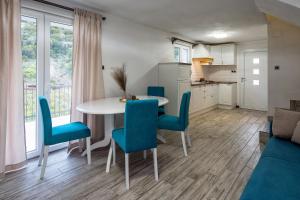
[218,104,235,110]
[190,105,218,117]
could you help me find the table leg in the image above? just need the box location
[81,114,114,156]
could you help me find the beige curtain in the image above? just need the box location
[0,0,27,175]
[71,9,105,146]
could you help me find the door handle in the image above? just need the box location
[241,77,246,82]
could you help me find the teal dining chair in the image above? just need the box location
[158,91,192,156]
[106,99,159,190]
[147,86,165,116]
[38,96,91,179]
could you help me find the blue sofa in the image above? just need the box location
[240,122,300,200]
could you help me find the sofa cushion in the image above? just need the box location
[272,108,300,139]
[291,121,300,145]
[262,137,300,164]
[240,157,300,200]
[241,137,300,200]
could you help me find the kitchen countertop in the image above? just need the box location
[159,62,192,65]
[191,81,237,86]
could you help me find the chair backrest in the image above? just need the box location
[147,86,164,97]
[178,91,191,130]
[39,96,52,144]
[124,99,158,153]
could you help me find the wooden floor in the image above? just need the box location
[0,108,268,200]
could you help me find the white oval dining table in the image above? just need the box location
[77,96,169,155]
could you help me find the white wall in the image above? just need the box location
[268,16,300,115]
[236,40,268,107]
[102,15,189,97]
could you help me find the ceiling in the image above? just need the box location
[66,0,267,43]
[279,0,300,8]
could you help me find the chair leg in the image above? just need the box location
[143,150,147,160]
[86,137,91,165]
[157,131,167,143]
[186,127,192,147]
[40,146,49,180]
[112,139,116,166]
[181,131,188,157]
[153,148,159,181]
[106,141,113,173]
[125,153,130,190]
[38,144,44,166]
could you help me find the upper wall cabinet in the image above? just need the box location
[192,43,236,65]
[210,44,236,65]
[210,45,222,65]
[221,44,236,65]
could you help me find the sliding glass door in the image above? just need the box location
[21,9,73,158]
[46,16,73,128]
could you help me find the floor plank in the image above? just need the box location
[0,108,267,200]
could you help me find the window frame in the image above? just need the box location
[173,43,192,63]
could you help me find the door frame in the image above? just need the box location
[239,49,268,110]
[22,8,45,159]
[22,7,74,159]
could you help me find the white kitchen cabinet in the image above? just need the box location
[190,86,205,113]
[204,84,214,108]
[178,80,192,112]
[209,84,219,105]
[218,83,237,108]
[190,84,219,113]
[209,44,236,65]
[190,87,198,112]
[158,63,191,115]
[221,44,236,65]
[210,45,222,65]
[190,83,237,113]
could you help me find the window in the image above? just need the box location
[253,68,260,75]
[181,47,189,63]
[22,8,73,158]
[253,58,260,64]
[174,47,180,62]
[174,44,191,63]
[253,80,260,85]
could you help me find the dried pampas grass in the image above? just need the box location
[111,66,127,92]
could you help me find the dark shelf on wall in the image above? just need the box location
[171,37,198,47]
[32,0,106,21]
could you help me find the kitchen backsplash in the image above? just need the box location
[191,65,237,82]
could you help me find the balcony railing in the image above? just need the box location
[24,84,71,122]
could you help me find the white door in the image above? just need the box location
[242,51,268,111]
[21,9,73,158]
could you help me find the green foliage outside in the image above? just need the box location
[21,17,73,121]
